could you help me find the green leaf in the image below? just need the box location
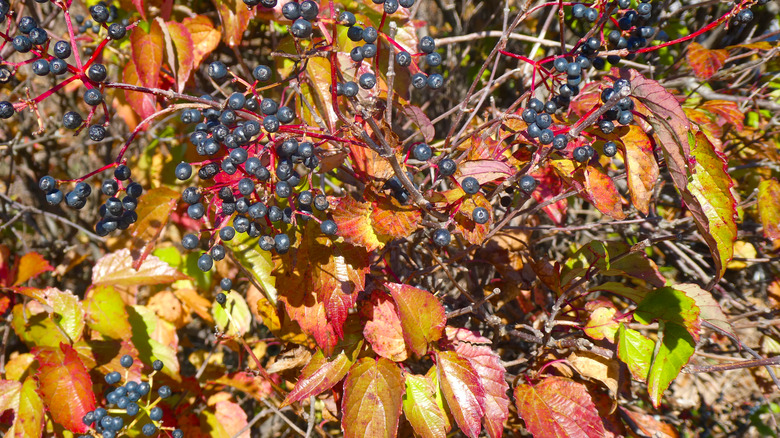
[13,287,84,343]
[589,281,651,303]
[635,287,701,342]
[563,241,665,287]
[12,303,69,348]
[83,285,132,340]
[0,377,45,438]
[128,305,181,381]
[212,291,252,337]
[646,322,695,408]
[403,374,447,438]
[758,178,780,239]
[224,232,277,305]
[617,323,654,382]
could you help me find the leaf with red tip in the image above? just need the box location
[436,350,485,438]
[332,196,383,251]
[34,343,96,433]
[758,178,780,239]
[0,377,44,438]
[182,15,221,70]
[621,125,658,215]
[403,373,447,438]
[515,376,605,438]
[579,163,626,220]
[282,349,353,407]
[686,42,727,80]
[699,100,744,131]
[165,21,195,93]
[12,252,53,286]
[92,248,187,289]
[371,196,422,240]
[635,287,701,342]
[672,283,733,338]
[130,20,164,88]
[361,290,407,362]
[446,328,509,438]
[386,283,445,357]
[454,194,492,245]
[215,0,254,48]
[122,60,158,120]
[342,358,405,438]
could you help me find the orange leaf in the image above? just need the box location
[686,42,727,80]
[361,290,407,362]
[332,196,383,251]
[182,15,221,70]
[131,186,179,243]
[454,193,492,245]
[215,0,254,48]
[214,400,249,438]
[515,376,606,438]
[580,163,626,220]
[34,343,96,433]
[91,249,187,300]
[165,21,195,93]
[130,20,164,88]
[700,100,744,131]
[13,252,53,286]
[342,358,404,438]
[122,61,158,120]
[436,350,484,438]
[281,349,353,408]
[386,283,445,358]
[370,196,422,240]
[621,125,658,215]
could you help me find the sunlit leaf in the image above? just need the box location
[584,306,619,342]
[165,21,195,93]
[646,323,695,408]
[12,252,53,286]
[370,196,422,241]
[0,377,44,438]
[686,42,728,80]
[224,232,277,304]
[514,376,605,438]
[213,291,252,337]
[386,283,445,357]
[699,100,744,131]
[580,162,626,220]
[401,105,435,142]
[635,287,701,342]
[92,248,187,290]
[215,0,254,48]
[182,15,221,70]
[281,349,353,408]
[457,159,514,185]
[214,400,250,438]
[620,125,658,215]
[332,196,384,251]
[131,186,179,243]
[342,358,404,438]
[130,20,164,88]
[128,305,181,381]
[617,324,654,382]
[11,302,69,348]
[13,287,84,343]
[436,350,484,438]
[361,290,407,362]
[34,343,96,433]
[671,283,733,338]
[403,374,447,438]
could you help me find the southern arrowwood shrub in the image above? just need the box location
[1,0,780,436]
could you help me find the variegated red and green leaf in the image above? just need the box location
[34,343,96,433]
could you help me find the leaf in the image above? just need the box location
[128,305,181,381]
[758,179,780,239]
[403,374,448,438]
[11,302,69,348]
[446,328,510,438]
[92,248,187,289]
[634,287,701,342]
[617,324,655,382]
[12,252,53,286]
[687,132,738,281]
[0,377,44,438]
[456,159,514,185]
[224,232,278,304]
[332,196,384,251]
[514,376,605,438]
[436,350,484,438]
[15,287,85,343]
[122,60,158,120]
[131,186,179,243]
[214,400,250,438]
[580,162,626,220]
[568,351,619,394]
[621,125,658,215]
[589,281,651,303]
[130,20,164,88]
[670,283,734,339]
[646,323,696,408]
[370,196,422,240]
[215,0,254,48]
[281,349,353,408]
[564,241,665,287]
[386,283,446,357]
[401,106,435,142]
[361,290,408,362]
[34,343,96,433]
[213,291,252,337]
[165,21,195,93]
[699,100,744,131]
[686,42,728,80]
[83,285,132,340]
[182,15,221,70]
[584,306,619,342]
[342,358,405,438]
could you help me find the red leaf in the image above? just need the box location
[436,350,485,438]
[12,252,53,286]
[282,349,353,407]
[215,0,254,48]
[699,100,744,131]
[130,21,164,88]
[361,290,407,361]
[165,21,195,93]
[446,328,509,438]
[514,376,606,438]
[620,126,658,215]
[370,196,422,240]
[34,343,96,433]
[332,196,383,251]
[401,105,435,142]
[386,283,445,357]
[342,358,405,438]
[182,16,221,70]
[686,42,728,80]
[578,163,626,220]
[457,159,514,185]
[214,400,249,438]
[122,61,158,120]
[531,164,568,224]
[453,194,492,245]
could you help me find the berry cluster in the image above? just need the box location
[79,356,182,438]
